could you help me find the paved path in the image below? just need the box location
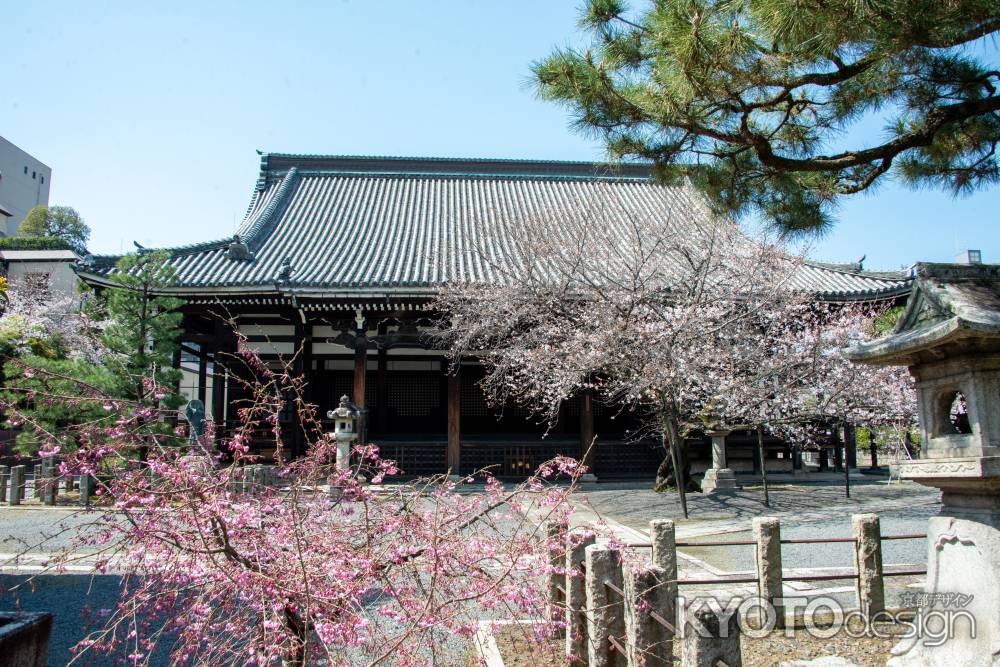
[549,478,939,610]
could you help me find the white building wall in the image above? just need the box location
[0,136,52,236]
[1,254,82,309]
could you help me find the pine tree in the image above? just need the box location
[96,251,184,407]
[533,0,1000,234]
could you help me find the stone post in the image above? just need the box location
[681,597,741,667]
[626,564,672,667]
[546,520,568,638]
[752,517,784,629]
[41,459,57,505]
[700,430,738,494]
[78,474,94,507]
[565,530,596,663]
[585,545,627,667]
[0,465,8,503]
[852,513,885,618]
[32,464,41,500]
[9,465,25,505]
[649,519,678,643]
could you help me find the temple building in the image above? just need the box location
[75,153,912,478]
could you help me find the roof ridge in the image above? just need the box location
[237,167,300,252]
[803,258,910,281]
[258,153,654,181]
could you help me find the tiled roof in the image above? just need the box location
[76,154,910,301]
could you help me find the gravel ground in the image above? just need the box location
[488,620,909,667]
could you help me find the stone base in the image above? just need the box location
[700,468,739,494]
[887,508,999,666]
[578,473,598,483]
[0,611,52,667]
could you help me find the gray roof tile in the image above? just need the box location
[78,154,910,301]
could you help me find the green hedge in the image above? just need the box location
[0,236,73,251]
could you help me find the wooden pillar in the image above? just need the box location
[579,390,596,473]
[210,320,231,440]
[197,345,208,404]
[292,318,307,459]
[845,423,858,469]
[376,346,388,434]
[353,344,366,409]
[447,363,461,474]
[818,447,829,472]
[833,426,845,472]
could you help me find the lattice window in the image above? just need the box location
[461,382,489,417]
[388,375,440,416]
[326,374,377,409]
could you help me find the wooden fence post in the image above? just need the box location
[585,545,627,667]
[853,513,885,618]
[566,530,596,664]
[546,520,569,638]
[752,517,784,629]
[626,564,672,667]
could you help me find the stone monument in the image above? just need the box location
[846,262,1000,666]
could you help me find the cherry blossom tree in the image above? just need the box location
[1,335,578,666]
[435,185,810,517]
[435,184,918,514]
[717,301,918,503]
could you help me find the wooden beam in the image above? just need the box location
[447,364,461,474]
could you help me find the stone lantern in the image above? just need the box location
[846,262,1000,666]
[700,430,739,494]
[327,395,360,472]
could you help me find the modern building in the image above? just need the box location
[75,153,912,478]
[0,136,51,237]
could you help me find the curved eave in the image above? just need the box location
[812,282,912,303]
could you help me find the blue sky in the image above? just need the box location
[2,0,996,270]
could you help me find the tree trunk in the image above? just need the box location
[282,604,309,667]
[756,426,770,508]
[654,404,694,518]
